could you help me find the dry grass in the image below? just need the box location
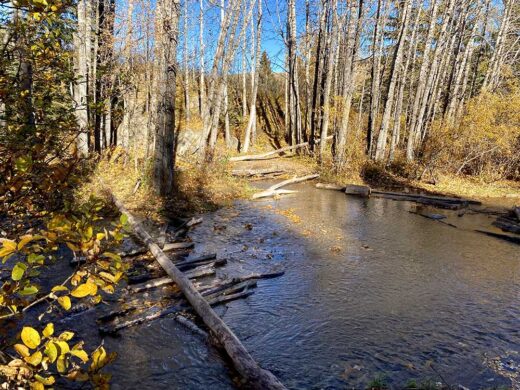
[75,147,254,222]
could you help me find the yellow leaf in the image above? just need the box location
[58,331,74,341]
[24,351,42,366]
[21,326,41,349]
[0,239,16,251]
[17,235,37,250]
[51,285,69,292]
[44,342,58,363]
[98,272,115,283]
[90,346,107,371]
[56,355,68,373]
[70,349,89,363]
[57,295,71,310]
[14,343,30,357]
[56,340,70,355]
[42,323,54,338]
[30,381,44,390]
[71,283,92,298]
[34,374,55,385]
[96,233,105,241]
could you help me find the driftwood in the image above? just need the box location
[103,282,258,334]
[315,182,479,209]
[174,314,209,338]
[163,242,195,251]
[103,272,285,328]
[231,167,287,177]
[177,257,225,271]
[315,183,345,191]
[107,191,287,390]
[229,136,333,162]
[493,218,520,234]
[345,184,371,197]
[184,264,216,279]
[131,260,227,293]
[252,174,320,199]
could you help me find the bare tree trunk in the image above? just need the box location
[366,0,383,156]
[243,0,262,153]
[74,0,89,156]
[184,0,190,123]
[407,0,452,161]
[242,32,248,118]
[153,0,180,196]
[389,3,421,162]
[304,0,312,138]
[309,3,327,151]
[199,0,205,118]
[482,0,515,91]
[287,0,303,147]
[333,0,363,169]
[374,0,412,162]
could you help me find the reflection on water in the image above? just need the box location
[107,183,519,389]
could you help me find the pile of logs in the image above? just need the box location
[102,188,287,389]
[316,182,481,210]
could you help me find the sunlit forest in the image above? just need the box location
[1,0,519,389]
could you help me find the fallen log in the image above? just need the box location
[177,257,226,271]
[163,242,195,251]
[131,261,227,293]
[231,167,287,177]
[345,184,371,197]
[107,190,287,390]
[229,136,333,162]
[493,218,520,234]
[184,264,216,279]
[371,190,480,205]
[252,174,319,199]
[315,182,480,207]
[174,314,209,338]
[102,274,282,329]
[315,183,346,191]
[203,280,257,301]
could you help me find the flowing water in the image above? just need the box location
[23,184,519,389]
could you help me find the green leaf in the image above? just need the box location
[119,214,128,225]
[12,262,28,281]
[34,374,55,386]
[27,254,45,265]
[44,342,58,363]
[15,155,32,173]
[18,285,39,296]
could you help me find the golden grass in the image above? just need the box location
[75,147,254,222]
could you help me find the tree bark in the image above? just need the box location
[153,0,180,196]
